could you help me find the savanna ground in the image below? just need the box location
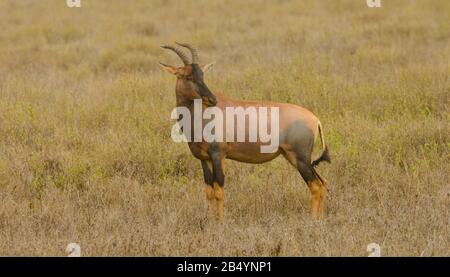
[0,0,449,256]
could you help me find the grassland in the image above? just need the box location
[0,0,448,256]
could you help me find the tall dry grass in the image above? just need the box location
[0,0,448,256]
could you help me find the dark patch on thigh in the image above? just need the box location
[280,120,314,162]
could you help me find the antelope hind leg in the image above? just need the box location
[307,180,322,219]
[313,169,327,217]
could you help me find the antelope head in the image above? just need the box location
[160,42,217,106]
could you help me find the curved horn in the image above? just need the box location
[175,42,199,64]
[160,45,190,65]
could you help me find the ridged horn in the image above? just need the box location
[160,45,190,65]
[175,42,199,64]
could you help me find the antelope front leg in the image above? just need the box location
[204,184,217,218]
[201,161,217,219]
[213,182,224,221]
[201,151,225,222]
[204,182,224,222]
[210,149,225,222]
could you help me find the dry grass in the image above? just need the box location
[0,0,449,256]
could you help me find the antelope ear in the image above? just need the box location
[159,62,178,75]
[200,62,215,73]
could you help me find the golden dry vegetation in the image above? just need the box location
[0,0,449,256]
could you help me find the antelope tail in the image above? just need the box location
[312,122,331,167]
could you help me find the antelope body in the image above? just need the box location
[160,43,330,220]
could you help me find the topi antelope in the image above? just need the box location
[160,43,330,221]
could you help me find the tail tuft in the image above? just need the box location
[312,146,331,167]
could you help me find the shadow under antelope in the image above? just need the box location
[160,43,330,221]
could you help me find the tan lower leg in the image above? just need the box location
[312,171,327,217]
[318,184,327,216]
[213,182,224,222]
[308,181,321,219]
[204,185,216,218]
